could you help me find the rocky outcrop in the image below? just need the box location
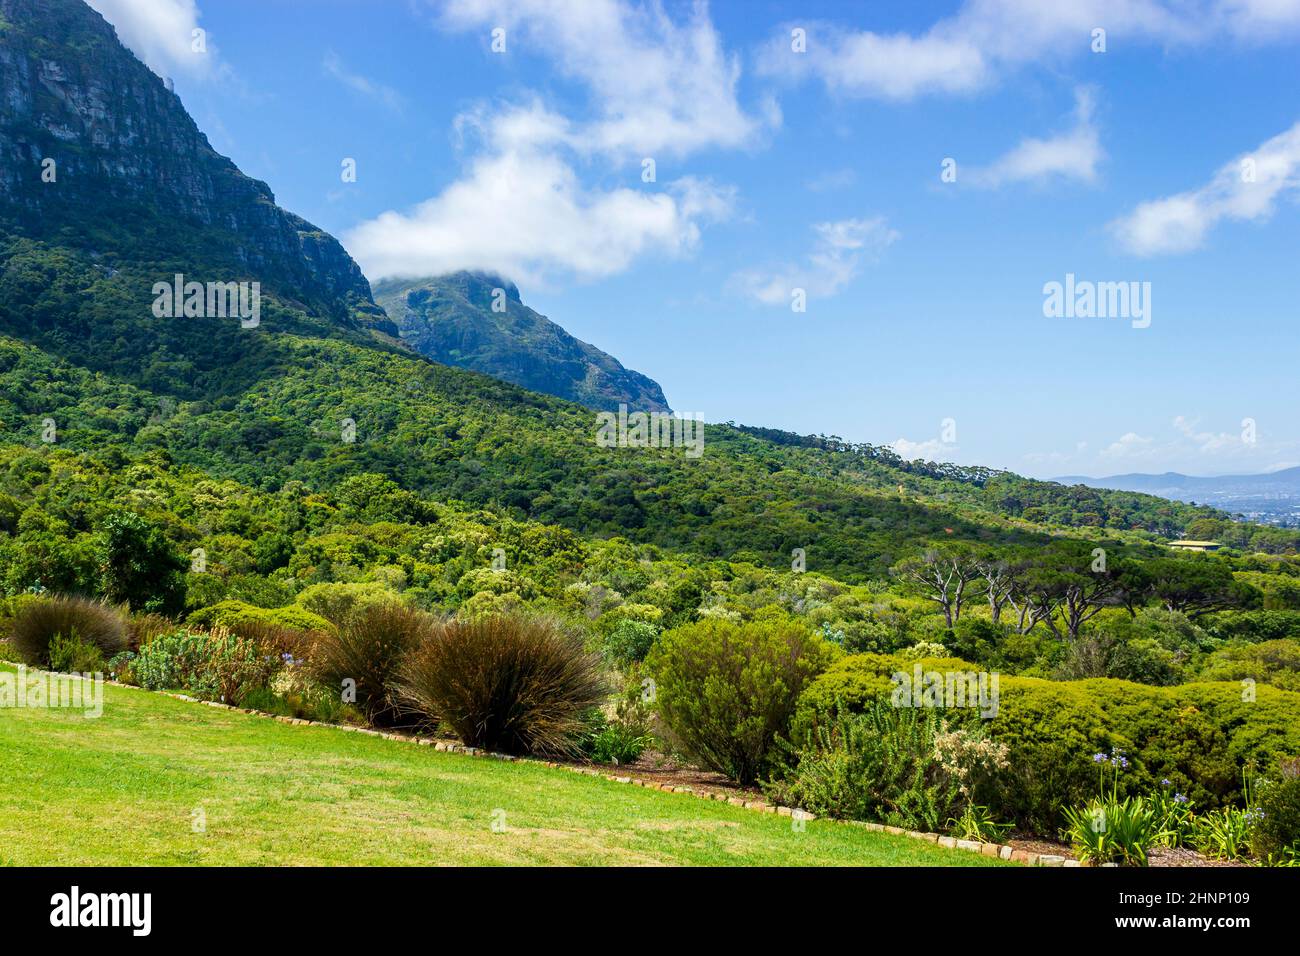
[0,0,391,331]
[373,271,672,414]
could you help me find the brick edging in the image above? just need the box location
[146,686,1067,865]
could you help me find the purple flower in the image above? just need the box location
[1094,753,1109,764]
[1161,778,1172,787]
[1174,793,1188,804]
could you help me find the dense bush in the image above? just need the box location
[293,582,401,627]
[766,699,1008,832]
[398,614,606,755]
[1253,758,1300,859]
[601,618,659,668]
[99,512,187,615]
[310,603,435,726]
[9,595,127,668]
[1197,639,1300,692]
[134,628,275,704]
[47,631,106,672]
[646,618,836,784]
[187,600,332,634]
[794,652,1300,832]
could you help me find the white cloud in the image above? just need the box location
[1036,417,1296,474]
[890,437,948,461]
[1110,120,1300,255]
[437,0,774,157]
[729,216,899,305]
[87,0,217,78]
[344,103,734,285]
[757,1,1300,101]
[348,1,766,284]
[323,51,404,112]
[967,88,1103,187]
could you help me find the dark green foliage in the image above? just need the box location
[766,702,968,830]
[9,594,126,667]
[646,618,836,784]
[794,652,1300,831]
[1253,759,1300,858]
[397,614,606,755]
[601,618,659,668]
[99,512,187,614]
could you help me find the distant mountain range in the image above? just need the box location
[373,273,671,414]
[1056,468,1300,522]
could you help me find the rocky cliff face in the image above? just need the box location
[0,0,390,331]
[373,272,672,414]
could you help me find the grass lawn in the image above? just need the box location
[0,666,1011,866]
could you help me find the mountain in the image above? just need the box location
[373,273,671,413]
[0,0,394,341]
[1056,468,1300,523]
[4,0,1299,590]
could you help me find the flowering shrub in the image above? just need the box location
[1061,750,1165,866]
[134,628,275,705]
[795,652,1300,831]
[765,700,1008,833]
[1190,807,1257,860]
[1253,758,1300,860]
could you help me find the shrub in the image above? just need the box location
[601,619,659,668]
[99,512,187,614]
[187,600,332,634]
[793,653,1300,833]
[1191,807,1257,860]
[1197,639,1300,693]
[47,631,106,673]
[311,603,435,726]
[223,616,319,664]
[9,595,127,667]
[106,650,137,684]
[646,618,836,784]
[764,700,1008,832]
[294,582,402,628]
[1253,758,1300,859]
[133,630,210,692]
[134,628,275,704]
[398,614,606,755]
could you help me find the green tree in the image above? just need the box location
[99,512,187,614]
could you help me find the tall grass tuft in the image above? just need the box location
[10,595,127,668]
[310,603,433,726]
[398,614,606,755]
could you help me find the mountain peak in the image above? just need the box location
[372,273,672,414]
[0,0,390,333]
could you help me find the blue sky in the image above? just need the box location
[88,0,1300,479]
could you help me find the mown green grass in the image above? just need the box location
[0,665,1010,866]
